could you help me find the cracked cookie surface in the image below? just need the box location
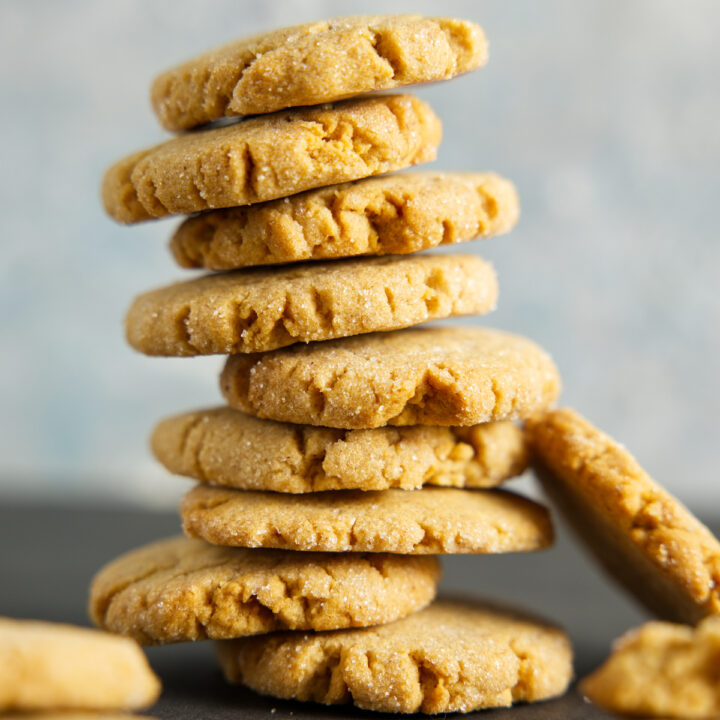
[151,15,486,131]
[581,615,720,718]
[170,172,518,270]
[526,408,720,624]
[0,617,160,713]
[221,326,561,428]
[103,95,441,223]
[89,536,440,645]
[125,254,496,356]
[180,486,553,554]
[152,407,527,492]
[216,598,573,714]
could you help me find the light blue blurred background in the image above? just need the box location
[1,0,718,509]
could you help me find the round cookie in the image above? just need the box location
[0,617,160,713]
[170,172,519,270]
[89,536,441,645]
[180,486,553,554]
[125,254,497,356]
[581,616,720,718]
[151,15,487,131]
[216,598,573,714]
[526,408,720,624]
[152,407,527,493]
[220,326,561,429]
[103,95,441,223]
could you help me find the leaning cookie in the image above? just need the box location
[0,617,160,713]
[151,15,486,130]
[221,326,561,429]
[581,615,720,718]
[180,486,553,554]
[152,407,527,493]
[526,408,720,624]
[170,172,518,270]
[89,536,440,644]
[216,598,573,714]
[103,95,441,223]
[125,254,497,356]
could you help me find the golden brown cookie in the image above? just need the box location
[152,407,527,493]
[151,16,487,131]
[125,254,497,356]
[581,616,720,718]
[216,598,573,714]
[0,617,160,713]
[180,486,553,554]
[221,326,561,429]
[103,95,441,223]
[89,536,440,645]
[526,408,720,624]
[170,172,518,270]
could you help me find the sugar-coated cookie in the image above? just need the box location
[180,486,553,554]
[103,95,440,223]
[125,255,496,355]
[170,172,518,270]
[152,407,527,492]
[151,15,486,130]
[216,598,573,714]
[89,536,440,644]
[526,408,720,624]
[221,326,561,429]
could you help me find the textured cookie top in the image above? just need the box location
[180,486,553,554]
[217,598,573,714]
[0,617,160,713]
[581,616,720,718]
[152,407,527,493]
[170,172,518,270]
[151,16,487,131]
[221,326,561,429]
[526,408,720,624]
[89,536,440,645]
[125,254,496,356]
[103,95,441,223]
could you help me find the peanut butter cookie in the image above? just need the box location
[170,172,518,270]
[527,408,720,624]
[89,536,440,644]
[103,95,441,223]
[216,598,573,714]
[582,616,720,718]
[180,486,553,554]
[152,407,527,492]
[125,255,496,356]
[151,16,486,130]
[0,617,160,713]
[221,326,561,428]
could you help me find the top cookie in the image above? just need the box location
[102,95,441,223]
[170,172,519,271]
[0,617,160,713]
[151,16,487,131]
[220,326,561,429]
[526,408,720,624]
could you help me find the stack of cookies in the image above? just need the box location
[92,16,573,714]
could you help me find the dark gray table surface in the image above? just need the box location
[3,501,704,719]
